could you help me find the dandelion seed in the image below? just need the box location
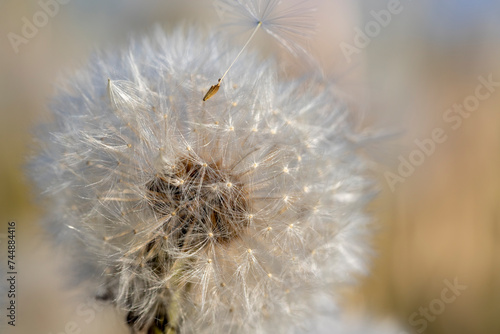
[217,0,316,57]
[204,0,316,101]
[203,21,263,101]
[202,79,221,101]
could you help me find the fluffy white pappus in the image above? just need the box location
[31,26,374,333]
[215,0,316,58]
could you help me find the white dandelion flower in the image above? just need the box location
[31,26,373,334]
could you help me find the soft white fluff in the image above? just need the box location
[31,26,374,333]
[216,0,316,57]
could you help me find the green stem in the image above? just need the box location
[163,258,188,334]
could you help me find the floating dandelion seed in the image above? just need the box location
[203,21,262,101]
[30,25,373,334]
[204,0,316,101]
[217,0,316,55]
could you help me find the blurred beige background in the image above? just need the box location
[1,1,500,333]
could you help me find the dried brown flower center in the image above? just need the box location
[146,158,249,250]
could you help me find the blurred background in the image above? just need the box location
[1,0,500,333]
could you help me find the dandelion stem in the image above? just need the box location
[203,21,262,101]
[164,259,188,334]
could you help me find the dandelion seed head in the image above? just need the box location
[31,26,373,333]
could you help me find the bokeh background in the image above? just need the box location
[1,0,500,333]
